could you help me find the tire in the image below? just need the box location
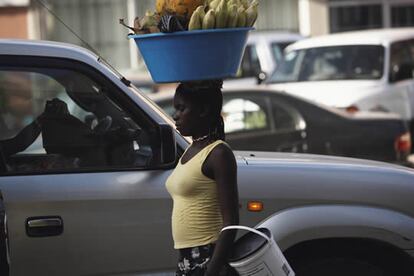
[285,239,414,276]
[0,191,9,275]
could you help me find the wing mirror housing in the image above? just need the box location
[159,124,177,165]
[256,71,267,84]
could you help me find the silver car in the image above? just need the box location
[0,40,414,276]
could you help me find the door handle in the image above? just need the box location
[26,216,63,237]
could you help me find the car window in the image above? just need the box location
[222,97,269,133]
[271,43,284,65]
[270,45,385,83]
[0,66,157,174]
[271,42,295,65]
[271,98,306,132]
[238,45,261,78]
[389,39,414,82]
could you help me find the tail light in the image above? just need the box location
[395,132,411,153]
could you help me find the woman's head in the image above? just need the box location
[173,80,225,141]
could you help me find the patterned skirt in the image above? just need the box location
[175,244,238,276]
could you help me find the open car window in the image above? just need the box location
[267,96,306,132]
[0,65,158,175]
[222,96,270,133]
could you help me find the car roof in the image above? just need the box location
[223,87,351,115]
[247,30,305,44]
[150,87,402,120]
[0,39,99,63]
[287,27,414,50]
[150,87,342,113]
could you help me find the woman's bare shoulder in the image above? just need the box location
[209,142,236,164]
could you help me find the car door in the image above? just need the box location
[222,92,305,152]
[0,57,176,275]
[388,39,414,128]
[238,45,262,79]
[268,94,307,153]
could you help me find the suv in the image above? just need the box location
[0,40,414,276]
[267,28,414,141]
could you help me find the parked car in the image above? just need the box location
[266,28,414,145]
[238,30,304,79]
[224,30,304,88]
[152,88,411,165]
[1,40,414,276]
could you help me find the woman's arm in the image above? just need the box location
[203,144,239,276]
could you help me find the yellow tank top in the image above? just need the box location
[165,140,225,249]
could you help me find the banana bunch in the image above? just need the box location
[188,0,258,30]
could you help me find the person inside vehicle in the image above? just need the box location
[0,72,43,161]
[0,97,73,173]
[165,80,239,276]
[0,73,35,140]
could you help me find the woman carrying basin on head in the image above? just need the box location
[165,80,239,276]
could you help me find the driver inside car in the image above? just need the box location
[0,98,77,172]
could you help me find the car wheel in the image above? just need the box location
[285,239,414,276]
[0,191,9,275]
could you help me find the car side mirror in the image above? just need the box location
[390,63,414,82]
[256,71,267,84]
[159,124,177,165]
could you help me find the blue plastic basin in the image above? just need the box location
[129,28,252,83]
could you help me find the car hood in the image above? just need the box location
[234,151,414,219]
[235,151,406,169]
[266,80,383,108]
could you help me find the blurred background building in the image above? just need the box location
[1,0,414,76]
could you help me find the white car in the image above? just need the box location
[241,30,305,78]
[267,28,414,137]
[224,30,304,88]
[0,39,414,276]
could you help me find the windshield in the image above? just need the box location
[269,45,385,83]
[271,41,296,65]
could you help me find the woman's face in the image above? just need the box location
[173,93,205,137]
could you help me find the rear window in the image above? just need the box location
[269,45,385,83]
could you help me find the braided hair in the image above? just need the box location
[175,80,225,141]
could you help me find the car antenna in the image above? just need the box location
[34,0,131,86]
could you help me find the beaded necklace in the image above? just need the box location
[192,134,209,142]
